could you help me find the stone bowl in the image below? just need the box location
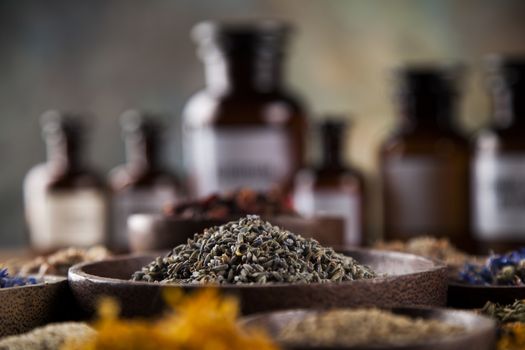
[68,249,448,318]
[0,276,79,337]
[448,280,525,308]
[241,307,496,350]
[127,215,345,253]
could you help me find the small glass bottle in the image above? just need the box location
[24,111,108,253]
[183,20,307,197]
[293,118,365,246]
[380,66,472,251]
[108,111,181,252]
[473,57,525,252]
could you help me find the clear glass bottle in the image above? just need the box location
[380,67,472,251]
[473,57,525,252]
[293,118,365,246]
[108,110,181,252]
[24,111,108,253]
[183,21,307,197]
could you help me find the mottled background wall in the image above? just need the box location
[1,0,525,247]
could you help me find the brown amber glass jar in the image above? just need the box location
[183,21,307,197]
[293,118,365,246]
[380,67,472,251]
[109,111,181,252]
[24,111,108,253]
[473,57,525,253]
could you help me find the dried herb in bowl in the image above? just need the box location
[482,300,525,324]
[481,300,525,350]
[278,308,465,347]
[0,267,37,288]
[375,236,474,267]
[459,248,525,285]
[131,215,376,284]
[163,188,296,220]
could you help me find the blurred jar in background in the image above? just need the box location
[380,67,472,251]
[293,117,365,246]
[183,20,307,197]
[24,111,108,253]
[108,111,181,252]
[473,57,525,253]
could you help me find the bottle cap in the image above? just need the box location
[40,110,86,141]
[192,20,291,57]
[396,64,462,97]
[486,55,525,88]
[120,110,162,138]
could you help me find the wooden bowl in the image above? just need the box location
[127,215,345,253]
[0,276,79,337]
[68,249,448,318]
[448,280,525,308]
[241,307,496,350]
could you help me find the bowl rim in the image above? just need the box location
[69,248,447,289]
[448,279,525,289]
[240,306,497,349]
[0,275,66,292]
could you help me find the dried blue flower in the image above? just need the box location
[0,268,38,288]
[459,249,525,286]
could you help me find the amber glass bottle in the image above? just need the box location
[293,118,365,246]
[473,57,525,253]
[24,111,108,253]
[183,21,307,197]
[380,67,472,251]
[109,111,181,252]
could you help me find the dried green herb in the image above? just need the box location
[278,309,465,347]
[482,300,525,324]
[132,215,376,284]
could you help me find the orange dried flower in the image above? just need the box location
[62,288,279,350]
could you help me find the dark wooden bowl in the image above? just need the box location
[0,276,79,337]
[68,249,448,318]
[127,215,345,253]
[241,307,496,350]
[448,280,525,308]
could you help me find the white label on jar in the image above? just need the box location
[112,188,177,248]
[188,127,291,196]
[383,157,466,234]
[473,154,525,239]
[294,189,361,245]
[30,189,107,250]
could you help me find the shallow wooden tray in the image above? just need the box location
[241,307,496,350]
[68,249,448,318]
[0,276,79,337]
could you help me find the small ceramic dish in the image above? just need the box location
[0,276,79,337]
[127,214,345,253]
[68,249,448,318]
[241,307,496,350]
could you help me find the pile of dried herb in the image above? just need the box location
[481,300,525,350]
[132,215,376,284]
[459,249,525,285]
[63,289,277,350]
[0,322,94,350]
[482,300,525,324]
[163,188,296,220]
[375,236,474,267]
[278,308,465,347]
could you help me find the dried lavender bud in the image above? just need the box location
[0,268,37,288]
[459,248,525,286]
[132,215,376,285]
